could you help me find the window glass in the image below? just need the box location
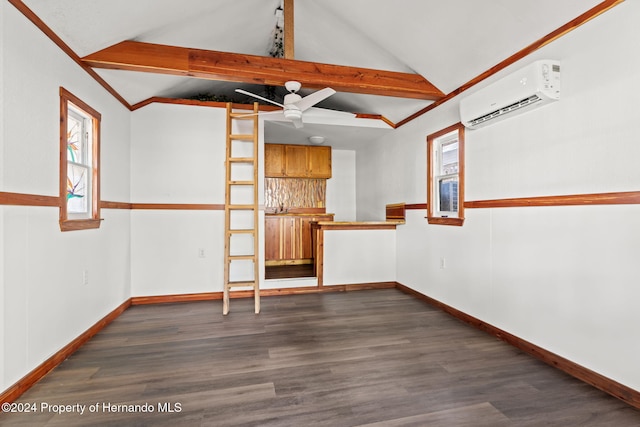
[60,88,101,231]
[66,106,92,215]
[427,123,465,226]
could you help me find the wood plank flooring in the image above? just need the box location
[2,289,639,426]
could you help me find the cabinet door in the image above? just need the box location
[265,144,286,177]
[308,146,332,178]
[265,216,298,261]
[285,145,308,177]
[264,216,281,261]
[281,216,300,260]
[300,217,314,259]
[301,215,333,259]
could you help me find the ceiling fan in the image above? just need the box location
[235,81,336,128]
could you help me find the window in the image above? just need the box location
[427,123,464,226]
[60,88,101,231]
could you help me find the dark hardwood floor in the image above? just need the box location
[2,289,639,426]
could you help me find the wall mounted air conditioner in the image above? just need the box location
[460,59,561,129]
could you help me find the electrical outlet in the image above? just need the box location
[82,270,89,285]
[198,248,206,258]
[440,257,446,269]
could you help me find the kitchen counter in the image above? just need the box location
[310,220,399,287]
[313,220,404,230]
[266,213,335,217]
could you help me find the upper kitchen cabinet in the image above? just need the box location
[265,143,285,177]
[265,144,331,178]
[307,146,332,178]
[285,145,308,177]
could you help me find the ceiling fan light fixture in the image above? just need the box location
[309,136,325,145]
[284,108,302,121]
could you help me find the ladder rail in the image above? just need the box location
[223,102,260,315]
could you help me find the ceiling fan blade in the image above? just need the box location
[235,89,285,108]
[291,116,304,128]
[295,87,336,112]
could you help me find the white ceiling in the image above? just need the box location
[21,0,605,149]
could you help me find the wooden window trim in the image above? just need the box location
[59,87,102,231]
[426,123,465,226]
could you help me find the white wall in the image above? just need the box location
[323,229,396,286]
[130,104,227,296]
[326,149,356,221]
[357,1,640,391]
[131,106,361,295]
[0,0,6,395]
[1,4,131,392]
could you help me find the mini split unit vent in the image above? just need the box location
[460,60,561,129]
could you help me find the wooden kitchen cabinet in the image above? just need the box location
[307,146,332,178]
[264,143,285,177]
[265,214,333,264]
[299,215,332,258]
[264,215,301,264]
[264,144,331,178]
[285,145,308,177]
[264,215,282,261]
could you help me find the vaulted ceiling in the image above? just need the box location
[15,0,617,148]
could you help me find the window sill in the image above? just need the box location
[426,217,464,226]
[60,218,102,232]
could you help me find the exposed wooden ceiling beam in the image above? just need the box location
[82,40,444,100]
[284,0,294,59]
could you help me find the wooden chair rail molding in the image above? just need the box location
[464,191,640,208]
[101,202,226,210]
[0,195,226,211]
[3,282,638,410]
[395,190,640,214]
[0,191,60,207]
[4,192,639,211]
[127,203,225,210]
[314,221,401,231]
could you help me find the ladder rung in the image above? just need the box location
[228,254,256,260]
[226,281,258,288]
[227,204,257,210]
[229,113,256,119]
[228,157,255,163]
[229,181,254,186]
[229,229,255,234]
[229,134,255,141]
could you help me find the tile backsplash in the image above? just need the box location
[265,178,326,209]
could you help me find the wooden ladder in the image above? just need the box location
[223,102,260,315]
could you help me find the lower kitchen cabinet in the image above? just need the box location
[265,214,333,265]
